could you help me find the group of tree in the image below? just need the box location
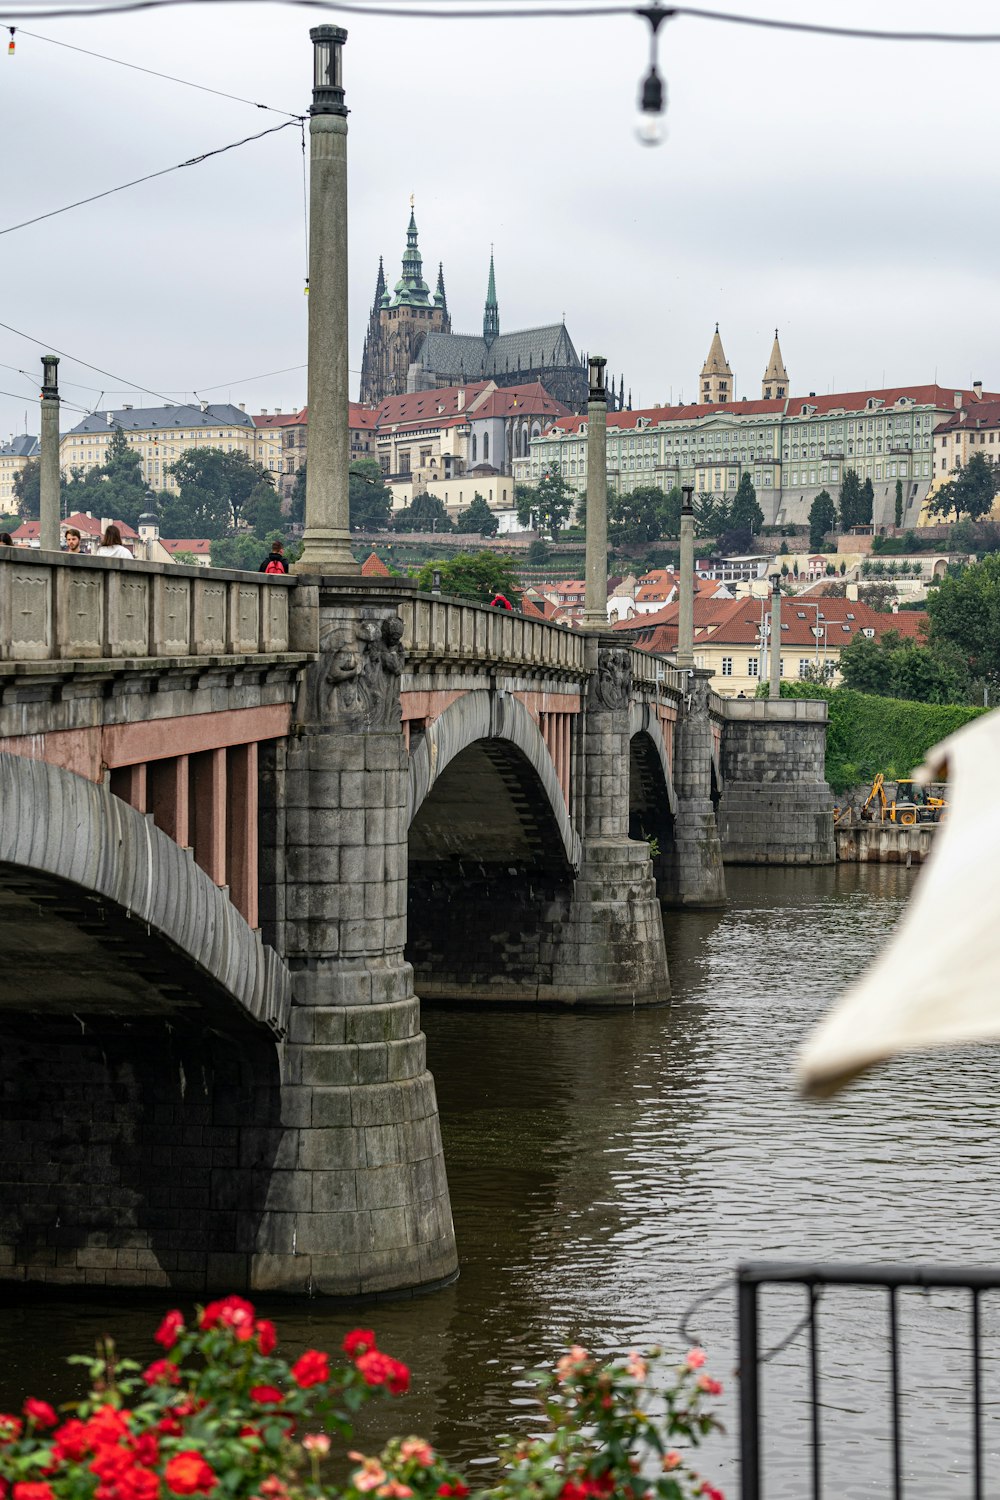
[414,550,522,606]
[693,473,764,549]
[514,464,576,540]
[393,491,452,534]
[608,485,682,546]
[210,533,302,571]
[838,630,970,705]
[928,450,999,524]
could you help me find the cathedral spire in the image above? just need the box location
[762,327,789,399]
[700,323,733,404]
[392,198,431,308]
[483,247,499,344]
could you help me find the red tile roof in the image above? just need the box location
[252,412,298,429]
[466,381,570,421]
[375,383,492,431]
[934,401,1000,433]
[361,551,391,577]
[161,538,212,555]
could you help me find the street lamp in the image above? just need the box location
[768,568,782,699]
[581,354,608,632]
[293,26,358,575]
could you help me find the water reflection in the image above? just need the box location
[5,866,1000,1495]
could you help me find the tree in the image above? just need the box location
[808,490,837,550]
[839,630,967,704]
[894,478,904,528]
[167,447,271,531]
[209,534,265,570]
[928,552,1000,680]
[930,451,997,524]
[838,467,863,530]
[731,472,763,535]
[158,485,231,540]
[86,425,149,529]
[13,460,40,519]
[349,459,393,532]
[288,463,306,525]
[456,493,499,537]
[395,491,452,533]
[415,550,522,606]
[526,536,550,565]
[609,485,667,546]
[858,477,874,526]
[245,482,283,540]
[515,463,574,540]
[693,493,728,538]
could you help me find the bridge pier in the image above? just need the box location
[545,643,670,1006]
[258,580,457,1297]
[661,671,727,909]
[718,698,835,865]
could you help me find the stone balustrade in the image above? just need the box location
[0,550,294,663]
[401,593,588,675]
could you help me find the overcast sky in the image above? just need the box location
[0,0,995,442]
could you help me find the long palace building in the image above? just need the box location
[514,326,999,529]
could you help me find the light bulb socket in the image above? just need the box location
[639,65,664,116]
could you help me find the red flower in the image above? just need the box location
[290,1350,329,1389]
[23,1400,57,1430]
[559,1486,588,1500]
[354,1349,409,1395]
[164,1452,218,1496]
[52,1419,89,1462]
[437,1488,469,1499]
[249,1387,283,1406]
[199,1297,255,1341]
[84,1407,131,1449]
[90,1448,134,1485]
[142,1360,180,1387]
[13,1485,55,1500]
[117,1469,160,1500]
[697,1375,723,1397]
[133,1436,159,1470]
[255,1320,277,1357]
[700,1487,725,1500]
[0,1415,23,1445]
[154,1311,185,1350]
[156,1413,183,1439]
[342,1328,376,1358]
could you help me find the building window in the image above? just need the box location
[483,433,489,462]
[721,657,733,676]
[747,658,759,676]
[798,659,811,678]
[471,435,477,462]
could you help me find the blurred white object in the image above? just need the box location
[797,707,1000,1098]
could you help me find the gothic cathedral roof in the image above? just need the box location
[701,323,732,378]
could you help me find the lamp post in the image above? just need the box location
[768,569,782,699]
[581,354,608,632]
[676,484,695,670]
[39,354,60,552]
[293,26,359,576]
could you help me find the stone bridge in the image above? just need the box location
[0,549,833,1298]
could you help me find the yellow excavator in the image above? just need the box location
[858,773,947,825]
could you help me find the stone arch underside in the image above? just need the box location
[405,691,582,1003]
[628,708,677,907]
[0,753,288,1292]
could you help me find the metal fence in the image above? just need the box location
[737,1260,1000,1500]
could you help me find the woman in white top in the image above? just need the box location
[96,524,133,559]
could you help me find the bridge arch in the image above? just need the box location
[408,689,580,869]
[405,690,581,1003]
[628,705,677,906]
[0,752,289,1033]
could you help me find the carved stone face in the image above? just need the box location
[325,641,361,687]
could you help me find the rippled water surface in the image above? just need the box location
[4,865,1000,1496]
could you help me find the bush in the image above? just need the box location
[774,681,984,792]
[0,1300,724,1500]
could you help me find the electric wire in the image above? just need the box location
[13,28,301,115]
[193,362,308,393]
[3,0,1000,41]
[0,117,303,239]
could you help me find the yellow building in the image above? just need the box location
[60,402,279,494]
[0,434,39,510]
[919,396,1000,523]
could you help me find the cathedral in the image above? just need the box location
[698,324,790,403]
[359,206,591,413]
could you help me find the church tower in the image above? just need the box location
[357,202,451,406]
[762,329,789,400]
[483,250,499,345]
[700,324,733,404]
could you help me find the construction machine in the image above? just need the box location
[858,773,947,825]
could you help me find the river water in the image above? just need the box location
[4,865,1000,1497]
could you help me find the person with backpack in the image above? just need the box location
[260,540,289,575]
[489,591,513,611]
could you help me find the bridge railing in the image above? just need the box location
[0,550,295,663]
[402,594,587,675]
[627,647,683,698]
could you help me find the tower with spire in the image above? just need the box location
[358,200,451,406]
[700,324,733,405]
[483,249,499,345]
[762,329,789,400]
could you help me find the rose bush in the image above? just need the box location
[0,1299,723,1500]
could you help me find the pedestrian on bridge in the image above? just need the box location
[96,525,132,559]
[260,540,289,576]
[489,591,513,611]
[0,533,12,547]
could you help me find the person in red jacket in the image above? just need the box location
[489,592,513,611]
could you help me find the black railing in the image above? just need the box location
[737,1260,1000,1500]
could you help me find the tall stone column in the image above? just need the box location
[254,579,456,1295]
[39,355,60,553]
[581,356,608,632]
[547,639,670,1004]
[294,27,358,577]
[676,485,695,670]
[768,574,782,699]
[661,669,727,909]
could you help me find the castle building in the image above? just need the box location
[359,206,590,412]
[700,325,733,404]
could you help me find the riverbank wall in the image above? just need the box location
[836,822,937,864]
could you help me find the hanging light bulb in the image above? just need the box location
[7,29,15,57]
[634,5,672,148]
